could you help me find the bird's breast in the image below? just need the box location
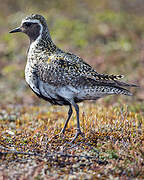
[25,61,40,95]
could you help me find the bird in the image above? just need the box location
[9,14,138,142]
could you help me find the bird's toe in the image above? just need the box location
[71,128,85,143]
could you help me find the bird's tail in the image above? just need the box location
[113,86,133,96]
[114,80,139,88]
[95,73,139,88]
[111,79,139,96]
[96,80,138,96]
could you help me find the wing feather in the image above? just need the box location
[37,56,138,88]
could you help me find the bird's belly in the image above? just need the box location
[38,80,82,104]
[37,80,70,105]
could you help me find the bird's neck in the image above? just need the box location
[28,30,57,58]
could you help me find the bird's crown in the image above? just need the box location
[22,14,47,27]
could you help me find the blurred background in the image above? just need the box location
[0,0,143,111]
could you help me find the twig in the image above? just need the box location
[0,146,40,156]
[44,152,97,159]
[0,145,97,160]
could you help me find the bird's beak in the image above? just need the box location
[9,27,22,33]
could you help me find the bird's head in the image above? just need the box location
[9,14,48,42]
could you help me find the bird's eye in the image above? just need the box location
[24,22,32,27]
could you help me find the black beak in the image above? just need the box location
[9,27,22,33]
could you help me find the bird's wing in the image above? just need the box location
[37,59,84,86]
[71,55,138,87]
[37,56,137,88]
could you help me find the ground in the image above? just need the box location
[0,103,143,179]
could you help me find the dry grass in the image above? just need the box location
[0,103,143,179]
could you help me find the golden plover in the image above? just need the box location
[10,14,138,142]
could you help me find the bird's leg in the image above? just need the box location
[71,102,84,143]
[60,105,73,134]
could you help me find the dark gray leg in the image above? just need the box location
[60,105,73,134]
[71,102,83,143]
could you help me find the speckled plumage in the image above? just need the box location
[10,14,137,142]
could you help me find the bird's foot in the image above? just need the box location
[60,127,66,135]
[71,128,85,143]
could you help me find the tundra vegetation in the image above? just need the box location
[0,0,143,179]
